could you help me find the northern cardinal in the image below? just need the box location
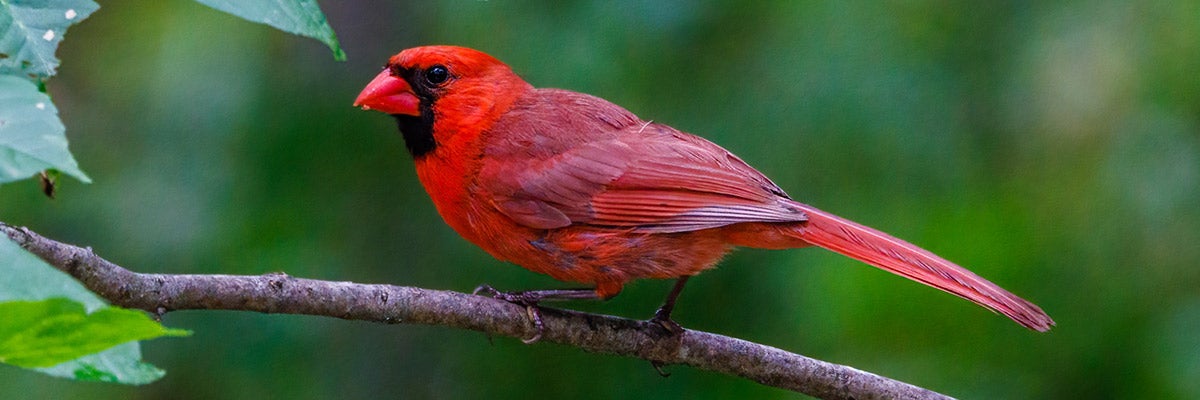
[355,45,1054,339]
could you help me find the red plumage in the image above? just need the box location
[355,45,1053,332]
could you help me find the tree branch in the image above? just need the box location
[2,222,952,400]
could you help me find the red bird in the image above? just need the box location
[355,45,1054,339]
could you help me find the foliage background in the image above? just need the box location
[2,1,1198,398]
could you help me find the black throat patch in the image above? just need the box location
[393,112,435,157]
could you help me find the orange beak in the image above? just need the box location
[354,69,421,116]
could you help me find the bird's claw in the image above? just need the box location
[647,307,685,337]
[650,361,672,377]
[472,284,500,297]
[521,306,545,344]
[473,285,546,344]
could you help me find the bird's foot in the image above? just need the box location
[645,276,690,337]
[647,306,685,336]
[473,285,547,344]
[472,285,599,344]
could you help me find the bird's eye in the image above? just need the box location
[425,65,450,85]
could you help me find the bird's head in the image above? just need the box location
[355,46,531,157]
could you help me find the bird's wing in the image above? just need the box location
[480,101,806,232]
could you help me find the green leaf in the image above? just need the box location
[0,0,100,80]
[0,236,185,384]
[0,75,89,184]
[194,0,346,61]
[39,342,166,384]
[0,298,190,368]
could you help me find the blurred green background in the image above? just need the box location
[3,1,1199,398]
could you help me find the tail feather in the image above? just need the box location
[789,202,1054,331]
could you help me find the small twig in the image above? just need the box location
[1,222,953,400]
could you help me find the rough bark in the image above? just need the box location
[1,222,953,400]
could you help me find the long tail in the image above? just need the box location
[788,201,1054,331]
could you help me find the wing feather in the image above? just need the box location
[480,89,805,232]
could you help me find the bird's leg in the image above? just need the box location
[648,276,691,335]
[473,285,599,344]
